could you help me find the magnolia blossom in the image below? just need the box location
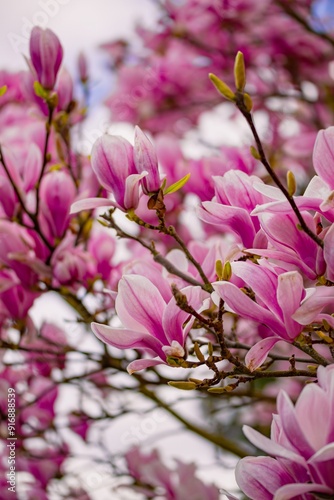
[91,274,209,373]
[236,365,334,499]
[213,261,334,369]
[70,128,161,214]
[29,27,63,90]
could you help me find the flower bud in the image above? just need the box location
[234,51,246,92]
[29,26,63,90]
[209,73,235,101]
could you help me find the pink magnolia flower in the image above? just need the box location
[91,275,209,373]
[236,365,334,499]
[71,133,147,214]
[125,446,220,500]
[39,170,76,243]
[248,211,325,280]
[29,27,63,90]
[197,171,268,248]
[213,261,334,369]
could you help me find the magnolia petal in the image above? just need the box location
[70,197,117,214]
[236,456,294,500]
[245,337,281,371]
[276,272,304,339]
[313,127,334,190]
[91,323,164,356]
[213,281,288,339]
[324,224,334,281]
[116,275,168,343]
[127,358,163,374]
[277,391,314,459]
[292,286,334,324]
[198,202,255,247]
[275,482,333,500]
[123,171,147,210]
[242,425,307,465]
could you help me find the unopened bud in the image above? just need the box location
[209,73,235,101]
[215,259,223,280]
[194,342,205,362]
[250,145,261,160]
[243,93,253,112]
[207,342,213,356]
[287,170,296,196]
[168,381,197,390]
[234,51,246,92]
[222,261,232,281]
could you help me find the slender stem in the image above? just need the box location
[237,97,323,248]
[105,214,206,288]
[276,0,334,48]
[167,225,213,291]
[139,385,248,458]
[293,340,330,366]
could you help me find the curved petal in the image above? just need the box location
[91,323,164,357]
[127,358,164,374]
[245,337,281,371]
[236,456,294,500]
[70,197,118,214]
[242,425,307,466]
[292,286,334,324]
[275,482,333,500]
[213,282,288,339]
[198,202,255,247]
[116,275,168,343]
[277,391,314,459]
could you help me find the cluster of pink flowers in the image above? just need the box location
[0,1,334,497]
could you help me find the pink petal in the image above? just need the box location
[313,127,334,190]
[91,323,164,357]
[213,282,288,339]
[198,202,255,247]
[276,272,304,339]
[127,358,164,374]
[275,482,333,500]
[245,337,281,371]
[236,456,294,500]
[116,275,168,343]
[70,197,117,214]
[292,286,334,324]
[242,425,307,465]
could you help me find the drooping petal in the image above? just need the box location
[127,358,164,374]
[70,197,118,214]
[213,282,288,339]
[245,337,281,371]
[198,202,256,247]
[91,323,164,357]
